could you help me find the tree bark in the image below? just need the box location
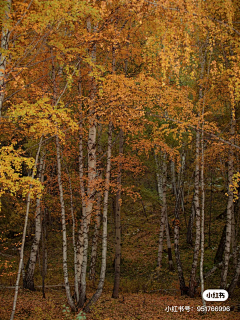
[89,123,103,282]
[76,99,86,301]
[155,151,163,202]
[157,151,167,268]
[89,191,101,282]
[78,23,97,306]
[221,110,235,289]
[186,191,196,245]
[66,168,78,302]
[24,154,45,291]
[165,212,173,270]
[170,160,177,198]
[189,128,201,297]
[112,128,124,298]
[56,135,76,311]
[84,122,113,312]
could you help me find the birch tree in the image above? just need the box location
[84,122,113,312]
[24,153,45,291]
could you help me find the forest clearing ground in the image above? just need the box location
[1,288,239,320]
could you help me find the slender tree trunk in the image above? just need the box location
[10,137,43,320]
[66,168,78,302]
[189,128,200,297]
[56,135,76,311]
[23,154,45,290]
[157,152,167,267]
[155,152,163,202]
[156,152,172,269]
[89,191,101,282]
[179,152,186,226]
[0,0,11,117]
[187,190,196,245]
[112,129,124,298]
[84,122,113,312]
[79,26,97,306]
[170,160,177,198]
[221,111,235,289]
[89,123,103,282]
[78,119,97,307]
[76,104,86,301]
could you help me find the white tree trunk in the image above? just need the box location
[89,191,101,281]
[56,135,76,311]
[89,124,103,281]
[165,212,173,270]
[66,167,78,303]
[189,128,200,297]
[84,122,113,312]
[79,32,97,306]
[155,151,163,202]
[171,160,177,198]
[221,111,235,289]
[24,154,45,291]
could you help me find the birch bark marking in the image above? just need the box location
[112,128,124,298]
[76,72,86,302]
[89,189,101,281]
[79,21,98,308]
[84,122,113,312]
[186,190,196,245]
[89,124,103,281]
[0,0,11,117]
[189,125,200,297]
[10,137,43,320]
[56,135,76,311]
[221,109,235,289]
[155,151,163,202]
[24,154,45,291]
[170,160,177,198]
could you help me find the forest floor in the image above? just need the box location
[1,190,240,319]
[1,287,240,320]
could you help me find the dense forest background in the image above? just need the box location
[1,0,240,319]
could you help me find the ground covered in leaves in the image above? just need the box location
[1,287,240,320]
